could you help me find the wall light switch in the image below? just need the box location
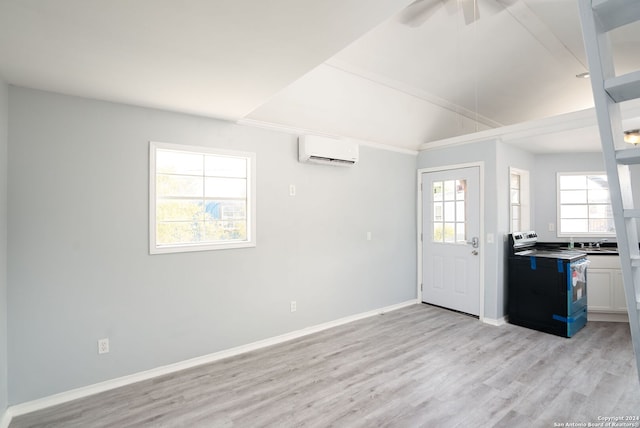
[366,232,372,241]
[548,223,555,232]
[486,233,494,244]
[289,185,296,196]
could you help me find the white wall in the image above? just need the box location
[0,77,8,418]
[7,87,417,404]
[495,141,535,316]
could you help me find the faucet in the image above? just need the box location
[590,239,608,248]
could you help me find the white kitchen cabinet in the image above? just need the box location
[588,255,628,321]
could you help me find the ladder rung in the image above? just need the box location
[592,0,640,32]
[605,70,640,103]
[625,209,640,218]
[616,147,640,165]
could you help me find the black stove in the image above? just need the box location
[507,231,588,338]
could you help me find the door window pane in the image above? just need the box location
[432,179,467,244]
[433,182,443,201]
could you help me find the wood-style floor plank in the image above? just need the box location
[10,304,640,427]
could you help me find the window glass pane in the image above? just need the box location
[204,177,247,198]
[456,201,465,222]
[512,219,520,233]
[560,190,587,204]
[589,205,612,219]
[510,173,520,189]
[444,223,455,243]
[510,189,520,204]
[456,180,466,200]
[512,205,520,221]
[205,220,247,241]
[589,218,615,233]
[433,223,443,242]
[156,151,203,175]
[561,205,588,219]
[444,180,455,201]
[587,189,610,204]
[157,199,203,222]
[157,221,205,245]
[444,201,455,222]
[560,219,588,233]
[456,223,466,243]
[157,174,203,198]
[560,175,587,190]
[433,202,443,222]
[221,202,246,219]
[587,175,608,189]
[205,155,247,178]
[203,200,246,220]
[433,182,443,202]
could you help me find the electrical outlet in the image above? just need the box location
[548,223,555,232]
[98,338,109,354]
[290,301,297,312]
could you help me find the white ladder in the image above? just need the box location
[578,0,640,382]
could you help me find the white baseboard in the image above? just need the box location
[6,299,418,421]
[1,410,10,428]
[483,316,508,326]
[588,311,629,323]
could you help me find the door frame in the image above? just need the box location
[417,162,485,322]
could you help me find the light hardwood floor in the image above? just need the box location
[10,304,640,427]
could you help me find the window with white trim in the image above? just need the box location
[509,167,530,233]
[150,142,256,254]
[557,172,615,237]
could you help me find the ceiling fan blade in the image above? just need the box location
[397,0,443,27]
[461,0,480,25]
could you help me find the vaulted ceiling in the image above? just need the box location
[1,0,640,152]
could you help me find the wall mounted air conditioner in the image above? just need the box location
[298,135,359,166]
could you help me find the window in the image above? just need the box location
[510,172,521,232]
[432,179,467,243]
[509,168,530,233]
[557,172,615,237]
[150,142,256,254]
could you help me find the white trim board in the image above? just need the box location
[588,312,629,323]
[483,316,508,327]
[4,299,418,423]
[0,410,10,428]
[418,98,640,153]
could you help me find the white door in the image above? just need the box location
[422,166,480,316]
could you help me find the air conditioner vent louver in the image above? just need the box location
[298,135,359,167]
[308,156,355,165]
